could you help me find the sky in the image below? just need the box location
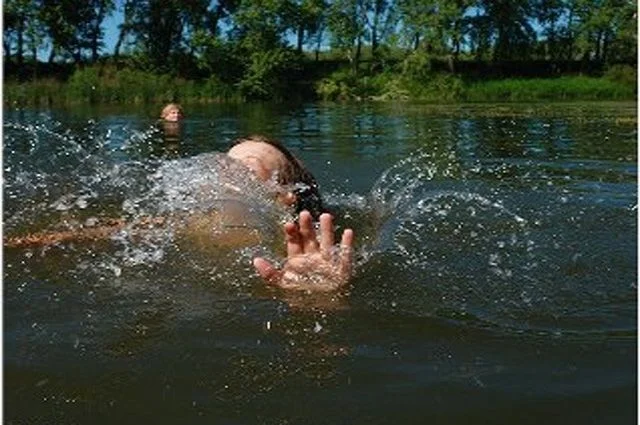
[31,7,123,60]
[95,7,305,57]
[101,11,124,56]
[46,4,551,59]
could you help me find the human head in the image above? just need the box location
[227,135,324,219]
[160,103,184,122]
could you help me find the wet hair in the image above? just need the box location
[160,103,184,120]
[230,135,325,219]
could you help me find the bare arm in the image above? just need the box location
[4,217,166,248]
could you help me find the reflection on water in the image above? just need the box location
[4,103,637,425]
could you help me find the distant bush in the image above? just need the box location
[238,48,305,101]
[604,64,637,89]
[3,78,66,106]
[315,68,636,103]
[370,73,410,101]
[316,68,359,101]
[400,50,433,83]
[196,75,238,102]
[68,67,102,103]
[4,65,239,106]
[403,73,465,102]
[4,63,636,106]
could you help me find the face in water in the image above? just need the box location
[161,104,184,122]
[227,141,297,208]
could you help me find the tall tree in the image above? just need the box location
[232,0,293,52]
[4,0,43,64]
[229,0,307,99]
[327,0,368,70]
[127,0,197,70]
[570,0,636,62]
[113,0,134,57]
[477,0,537,61]
[87,0,115,61]
[40,0,113,63]
[441,0,474,61]
[605,0,637,63]
[465,5,492,60]
[396,0,436,51]
[288,0,327,53]
[534,0,568,60]
[364,0,397,61]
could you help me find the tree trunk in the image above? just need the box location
[113,30,124,57]
[4,39,11,61]
[114,0,132,58]
[566,7,575,60]
[297,25,304,52]
[452,22,460,72]
[91,40,99,62]
[17,16,24,65]
[371,1,379,62]
[371,24,378,60]
[92,3,106,62]
[48,45,56,63]
[73,47,82,65]
[314,28,323,61]
[594,30,602,62]
[601,30,610,63]
[353,36,362,73]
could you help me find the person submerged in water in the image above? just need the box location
[227,135,354,290]
[5,135,354,292]
[158,103,185,150]
[160,103,185,122]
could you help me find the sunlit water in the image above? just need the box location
[4,102,637,424]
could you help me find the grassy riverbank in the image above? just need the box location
[4,64,636,106]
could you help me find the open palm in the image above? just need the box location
[253,211,354,292]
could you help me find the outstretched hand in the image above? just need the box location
[253,211,354,292]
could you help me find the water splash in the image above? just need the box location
[4,117,635,336]
[347,146,635,335]
[4,120,289,285]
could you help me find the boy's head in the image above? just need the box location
[227,135,324,219]
[160,103,184,122]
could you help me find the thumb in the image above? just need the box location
[253,257,282,283]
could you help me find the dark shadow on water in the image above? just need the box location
[3,102,636,425]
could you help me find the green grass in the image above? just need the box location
[4,78,67,106]
[315,64,636,103]
[4,64,636,106]
[4,66,241,107]
[464,76,636,102]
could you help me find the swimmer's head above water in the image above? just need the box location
[227,135,324,219]
[160,103,184,122]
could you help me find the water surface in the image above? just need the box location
[4,102,637,424]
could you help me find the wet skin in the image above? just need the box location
[228,141,355,291]
[4,141,355,292]
[162,108,183,122]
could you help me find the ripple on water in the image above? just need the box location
[3,117,636,340]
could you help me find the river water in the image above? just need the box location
[3,102,637,424]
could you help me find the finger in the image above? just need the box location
[319,213,335,258]
[253,257,282,284]
[339,229,354,276]
[298,210,319,252]
[284,221,304,256]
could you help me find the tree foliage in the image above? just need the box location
[3,0,636,99]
